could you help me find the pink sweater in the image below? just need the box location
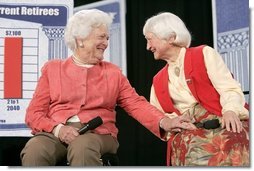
[26,57,165,139]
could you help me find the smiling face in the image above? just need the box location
[76,25,109,64]
[145,32,170,61]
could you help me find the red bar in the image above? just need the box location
[4,37,23,99]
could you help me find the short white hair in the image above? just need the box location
[64,9,113,51]
[143,12,191,48]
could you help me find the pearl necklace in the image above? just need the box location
[72,54,93,67]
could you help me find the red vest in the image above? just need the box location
[153,45,223,117]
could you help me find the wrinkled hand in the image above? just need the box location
[160,114,196,132]
[221,110,242,133]
[58,125,79,145]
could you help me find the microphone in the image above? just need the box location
[203,119,220,129]
[78,116,103,135]
[194,119,220,129]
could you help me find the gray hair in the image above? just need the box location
[143,12,191,48]
[64,9,113,51]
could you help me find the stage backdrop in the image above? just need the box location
[212,0,249,102]
[0,0,73,136]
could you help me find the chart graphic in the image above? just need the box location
[1,27,40,100]
[0,0,73,136]
[4,37,22,99]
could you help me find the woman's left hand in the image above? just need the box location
[221,110,242,133]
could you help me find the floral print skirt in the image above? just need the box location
[170,118,249,166]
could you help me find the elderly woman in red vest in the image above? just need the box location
[143,12,249,166]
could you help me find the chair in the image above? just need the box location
[101,153,119,166]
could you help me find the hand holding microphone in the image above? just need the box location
[59,116,103,145]
[78,116,103,134]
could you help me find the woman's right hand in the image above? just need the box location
[160,114,197,132]
[58,125,79,145]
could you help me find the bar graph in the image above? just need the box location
[0,27,40,136]
[0,0,73,136]
[0,28,39,99]
[4,37,23,99]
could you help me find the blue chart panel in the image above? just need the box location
[212,0,249,102]
[0,0,73,136]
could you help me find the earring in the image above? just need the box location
[79,43,84,48]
